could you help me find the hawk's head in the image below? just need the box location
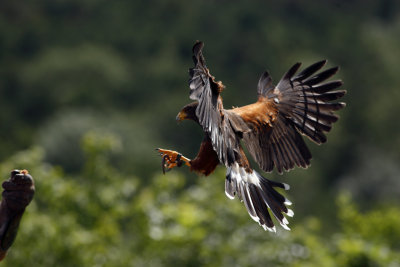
[176,102,199,123]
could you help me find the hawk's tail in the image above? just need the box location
[272,60,346,144]
[225,165,293,232]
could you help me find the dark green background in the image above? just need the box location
[1,1,399,266]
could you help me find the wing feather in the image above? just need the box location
[236,60,344,173]
[188,41,250,166]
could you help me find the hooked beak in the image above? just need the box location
[176,111,187,122]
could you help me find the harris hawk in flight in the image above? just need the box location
[157,41,345,232]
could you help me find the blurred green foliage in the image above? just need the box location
[1,138,399,266]
[0,0,400,266]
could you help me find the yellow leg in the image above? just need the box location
[156,148,191,174]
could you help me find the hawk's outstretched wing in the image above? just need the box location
[233,61,345,174]
[189,41,249,166]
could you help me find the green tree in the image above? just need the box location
[0,135,399,266]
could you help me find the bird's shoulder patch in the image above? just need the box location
[231,98,278,129]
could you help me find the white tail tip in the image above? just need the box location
[284,198,292,206]
[286,209,294,217]
[263,225,276,233]
[280,222,291,231]
[225,191,235,200]
[283,183,290,190]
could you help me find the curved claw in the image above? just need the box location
[162,154,170,174]
[156,148,191,174]
[176,154,183,167]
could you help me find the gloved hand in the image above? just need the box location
[2,170,35,212]
[0,170,35,261]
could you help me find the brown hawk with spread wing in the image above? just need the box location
[157,41,345,232]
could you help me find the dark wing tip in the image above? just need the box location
[292,60,327,82]
[257,71,274,96]
[303,66,340,86]
[192,41,206,67]
[193,41,204,55]
[330,66,340,74]
[335,89,347,98]
[275,62,302,91]
[288,62,302,76]
[259,70,270,79]
[258,71,271,84]
[312,60,328,70]
[318,59,328,66]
